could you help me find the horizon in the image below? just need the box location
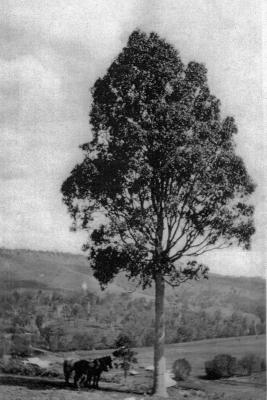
[0,246,265,280]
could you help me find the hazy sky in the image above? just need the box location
[1,0,265,277]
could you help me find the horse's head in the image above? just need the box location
[101,356,112,371]
[112,346,127,358]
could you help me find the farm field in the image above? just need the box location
[0,335,265,400]
[137,334,266,376]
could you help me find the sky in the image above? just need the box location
[0,0,265,278]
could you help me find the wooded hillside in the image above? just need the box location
[0,248,265,352]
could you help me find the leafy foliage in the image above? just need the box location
[0,359,61,378]
[205,352,266,379]
[0,286,264,353]
[114,333,135,348]
[113,342,138,380]
[205,354,237,379]
[172,358,191,381]
[237,353,263,375]
[62,30,255,290]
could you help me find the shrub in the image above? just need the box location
[10,334,31,357]
[234,359,249,376]
[205,354,237,379]
[23,363,43,376]
[114,333,135,348]
[112,344,138,380]
[0,359,41,376]
[237,353,263,375]
[172,358,191,381]
[0,358,61,378]
[0,359,23,375]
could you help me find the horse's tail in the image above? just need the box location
[63,359,74,383]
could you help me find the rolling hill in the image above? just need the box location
[0,248,265,351]
[0,248,265,302]
[0,248,123,294]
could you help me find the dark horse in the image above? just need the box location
[63,358,76,385]
[87,356,113,389]
[63,356,113,389]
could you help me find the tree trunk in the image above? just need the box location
[153,273,168,397]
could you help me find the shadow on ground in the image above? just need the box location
[0,375,142,395]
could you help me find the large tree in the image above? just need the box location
[61,30,255,397]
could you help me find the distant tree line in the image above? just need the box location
[0,289,265,353]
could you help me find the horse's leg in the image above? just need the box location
[86,371,92,388]
[67,371,74,385]
[64,371,69,384]
[91,373,96,388]
[95,372,100,389]
[74,371,82,389]
[73,372,78,388]
[79,375,85,387]
[63,362,70,384]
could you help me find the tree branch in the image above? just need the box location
[184,242,231,257]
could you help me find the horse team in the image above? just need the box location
[63,347,126,390]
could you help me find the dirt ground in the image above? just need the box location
[0,372,265,400]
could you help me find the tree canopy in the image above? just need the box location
[62,30,255,289]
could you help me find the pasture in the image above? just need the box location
[137,334,266,376]
[0,335,265,399]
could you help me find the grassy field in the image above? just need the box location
[0,248,265,300]
[0,335,266,399]
[63,334,266,375]
[58,334,266,398]
[136,334,266,376]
